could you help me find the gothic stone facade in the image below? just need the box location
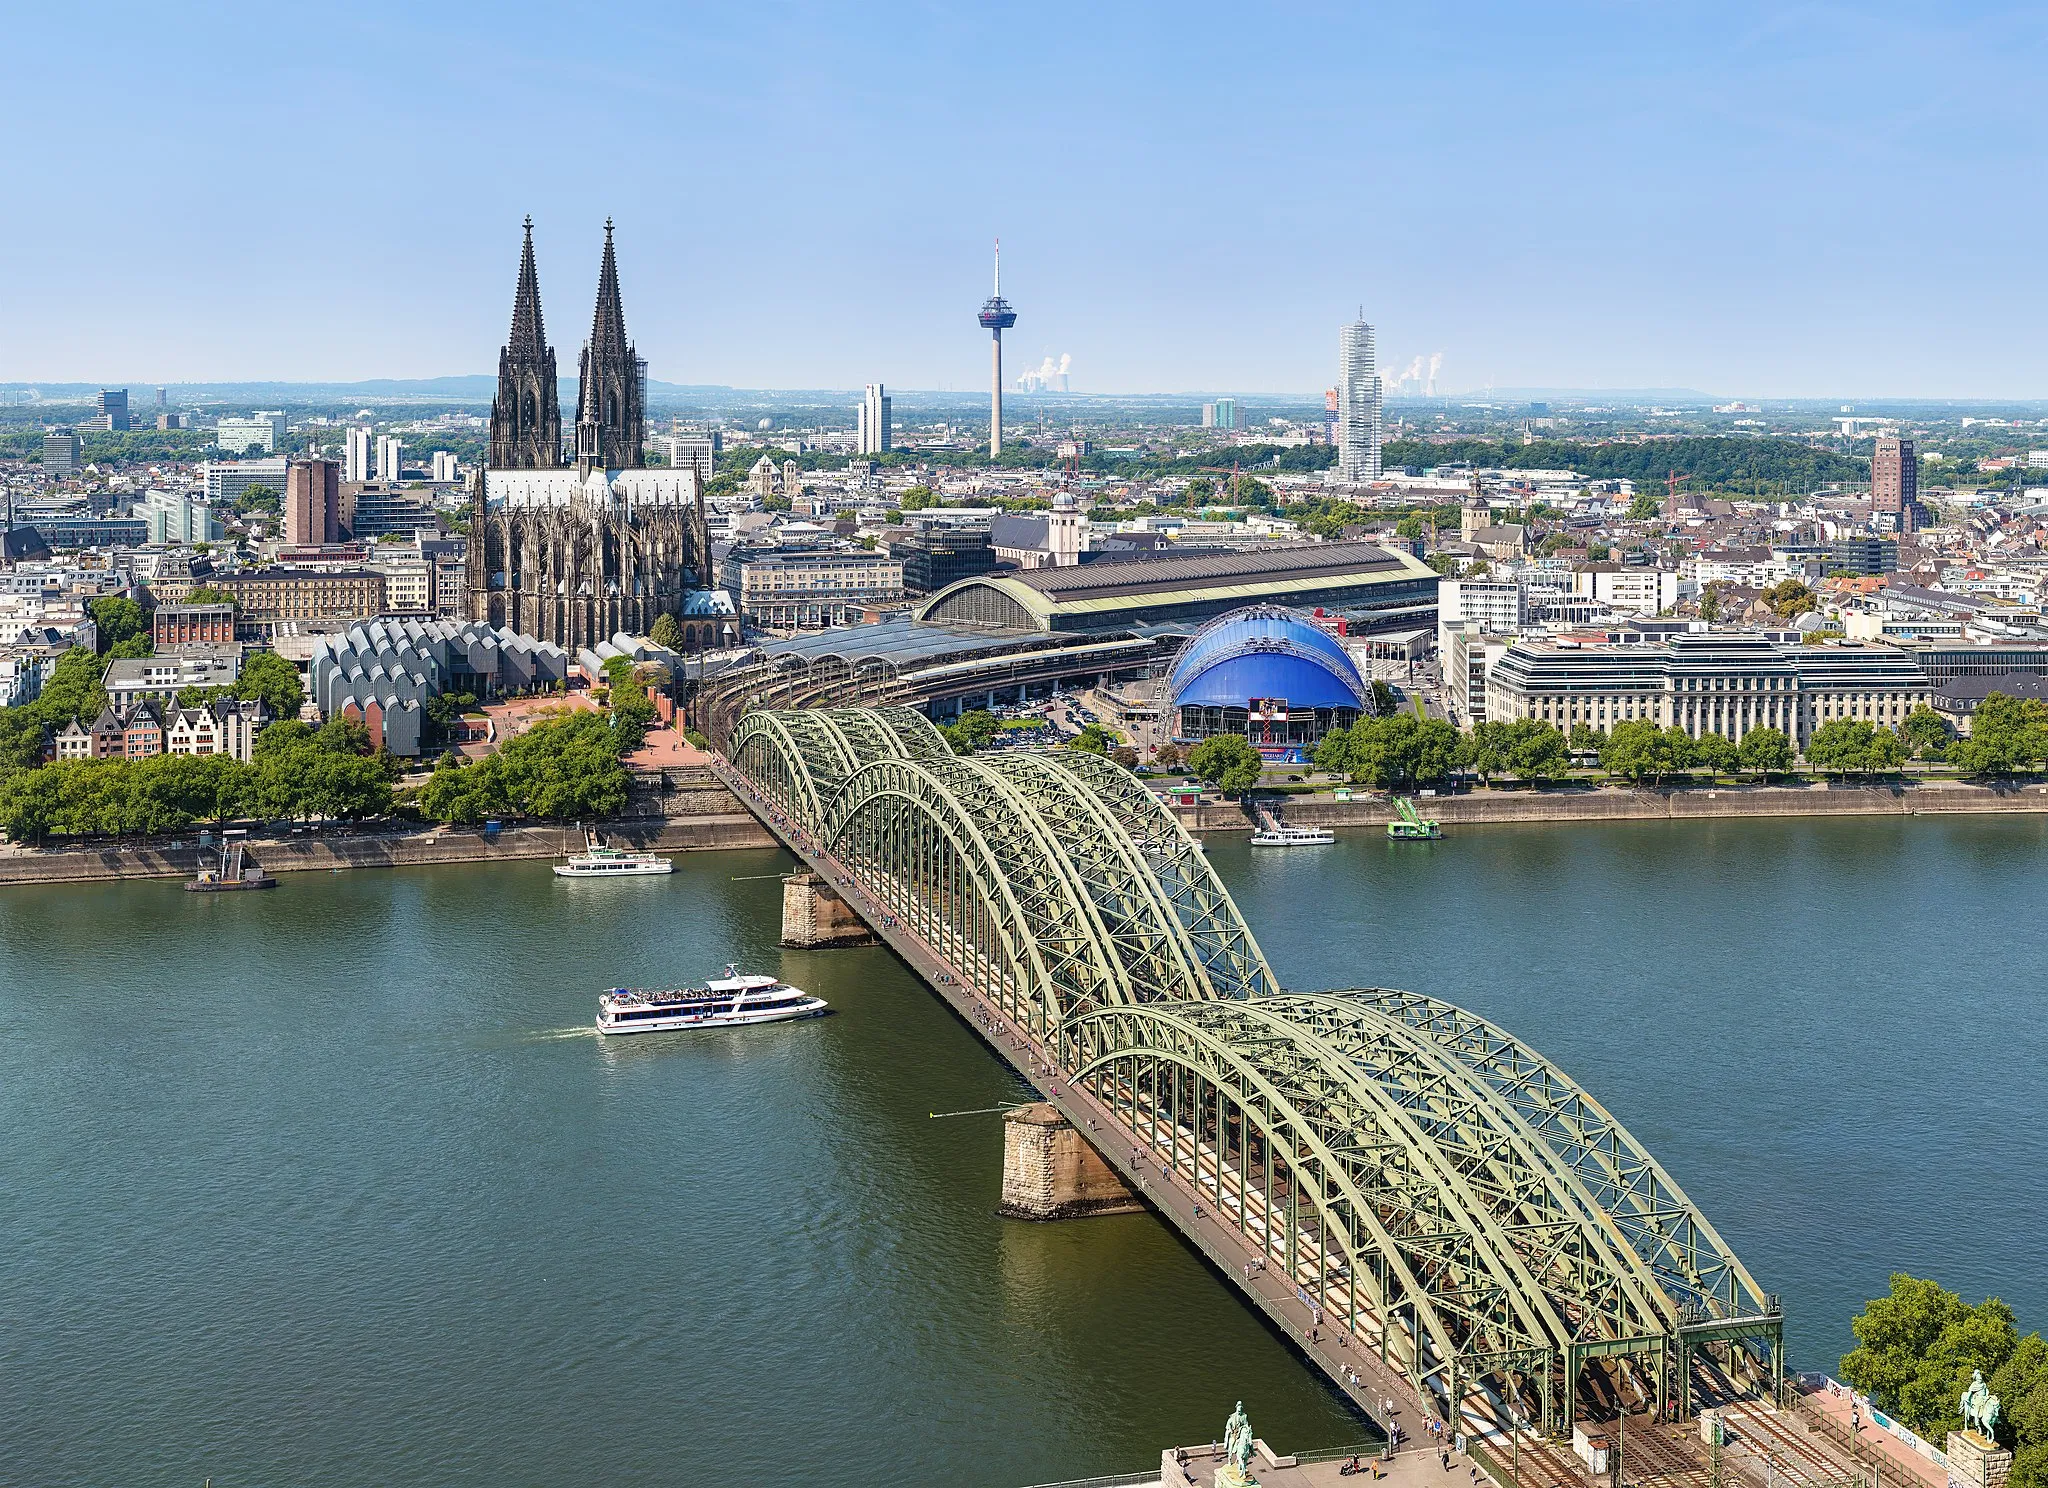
[469,469,709,649]
[468,218,708,652]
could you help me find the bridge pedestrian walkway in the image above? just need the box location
[709,757,1452,1447]
[711,713,1820,1488]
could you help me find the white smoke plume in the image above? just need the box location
[1022,354,1074,392]
[1426,352,1443,395]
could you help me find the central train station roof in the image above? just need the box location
[913,542,1438,634]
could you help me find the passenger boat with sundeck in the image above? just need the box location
[1249,823,1336,847]
[553,830,674,878]
[595,965,828,1035]
[1248,806,1335,847]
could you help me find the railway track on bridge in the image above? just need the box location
[709,708,1792,1485]
[711,755,1441,1444]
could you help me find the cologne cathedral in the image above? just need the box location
[466,219,711,652]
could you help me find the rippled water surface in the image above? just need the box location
[3,816,2042,1486]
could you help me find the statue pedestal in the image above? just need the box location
[1213,1467,1259,1488]
[1948,1431,2013,1488]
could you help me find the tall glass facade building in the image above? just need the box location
[1338,318,1382,482]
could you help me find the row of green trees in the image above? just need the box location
[0,721,392,841]
[1180,710,1966,796]
[1947,694,2048,774]
[1379,435,1870,495]
[409,709,633,824]
[1843,1276,2046,1488]
[1310,714,1465,790]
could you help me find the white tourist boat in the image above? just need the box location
[595,966,828,1035]
[1248,823,1336,847]
[553,831,674,879]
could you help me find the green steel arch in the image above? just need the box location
[1346,989,1776,1326]
[730,709,842,830]
[1036,751,1279,1001]
[728,707,1778,1430]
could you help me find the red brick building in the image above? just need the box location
[153,602,237,650]
[285,458,343,547]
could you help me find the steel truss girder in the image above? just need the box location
[1066,1000,1555,1386]
[1261,994,1674,1351]
[816,708,909,767]
[727,708,1775,1424]
[1036,751,1278,1000]
[982,752,1212,1005]
[821,755,1135,1028]
[1343,989,1773,1323]
[730,710,835,830]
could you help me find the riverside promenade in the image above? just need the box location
[1176,777,2048,833]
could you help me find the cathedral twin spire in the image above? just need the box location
[487,217,643,473]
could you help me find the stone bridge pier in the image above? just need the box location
[997,1102,1144,1220]
[780,871,877,948]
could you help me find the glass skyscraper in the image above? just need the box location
[1338,318,1382,482]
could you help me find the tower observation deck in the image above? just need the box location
[978,239,1018,456]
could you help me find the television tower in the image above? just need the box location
[977,238,1018,456]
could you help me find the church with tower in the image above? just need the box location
[466,219,711,652]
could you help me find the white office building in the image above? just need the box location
[660,433,718,483]
[431,450,460,483]
[1439,579,1525,636]
[344,427,372,483]
[216,412,287,454]
[1573,566,1685,617]
[377,435,404,483]
[1338,318,1382,483]
[139,488,221,545]
[857,383,892,455]
[202,457,290,504]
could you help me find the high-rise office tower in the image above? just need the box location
[431,451,460,483]
[857,383,893,455]
[285,458,342,546]
[377,435,404,482]
[977,240,1017,456]
[96,388,131,432]
[345,427,372,483]
[1871,436,1924,532]
[42,430,81,478]
[156,387,167,410]
[1338,317,1382,483]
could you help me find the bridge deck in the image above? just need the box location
[711,755,1864,1488]
[711,759,1442,1441]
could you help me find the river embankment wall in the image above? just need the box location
[1174,779,2048,833]
[9,768,2048,886]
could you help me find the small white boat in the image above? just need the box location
[596,965,828,1035]
[1249,823,1336,847]
[554,831,673,879]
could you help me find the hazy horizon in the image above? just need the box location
[7,3,2046,398]
[10,380,2048,413]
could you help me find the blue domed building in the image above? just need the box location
[1168,604,1370,753]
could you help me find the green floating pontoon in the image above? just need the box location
[1387,796,1441,840]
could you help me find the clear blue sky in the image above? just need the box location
[6,2,2044,397]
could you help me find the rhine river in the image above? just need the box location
[4,816,2044,1487]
